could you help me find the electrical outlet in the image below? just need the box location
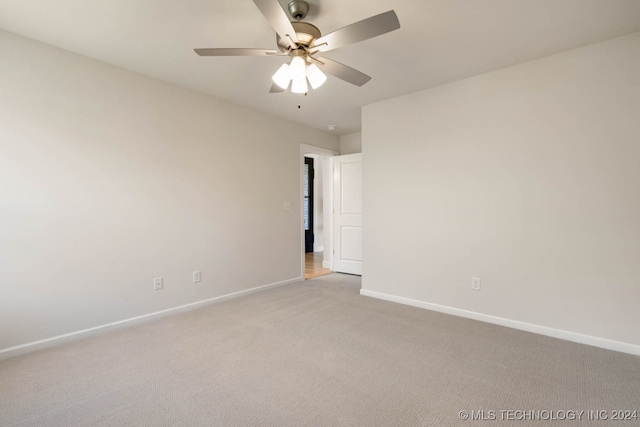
[154,277,163,291]
[471,277,481,291]
[193,271,201,283]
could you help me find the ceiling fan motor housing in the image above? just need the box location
[276,21,321,51]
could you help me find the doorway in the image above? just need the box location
[303,155,331,279]
[300,145,337,280]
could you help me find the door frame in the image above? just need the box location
[299,144,338,280]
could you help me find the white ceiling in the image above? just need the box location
[2,0,640,135]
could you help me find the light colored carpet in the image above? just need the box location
[0,273,638,426]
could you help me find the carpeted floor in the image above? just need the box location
[0,273,638,426]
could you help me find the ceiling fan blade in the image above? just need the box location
[312,10,400,53]
[252,0,299,49]
[194,48,281,56]
[316,57,372,87]
[269,82,286,93]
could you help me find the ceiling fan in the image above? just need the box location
[194,0,400,94]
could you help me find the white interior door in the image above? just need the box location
[333,153,362,275]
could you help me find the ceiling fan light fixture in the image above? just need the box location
[306,63,327,89]
[272,63,291,89]
[291,78,308,94]
[288,56,307,81]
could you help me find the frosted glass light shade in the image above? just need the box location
[291,78,308,94]
[306,64,327,89]
[272,63,291,89]
[288,57,306,81]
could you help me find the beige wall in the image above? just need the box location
[362,33,640,351]
[340,132,362,155]
[0,30,338,354]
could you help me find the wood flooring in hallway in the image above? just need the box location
[305,251,332,279]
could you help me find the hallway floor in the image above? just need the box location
[305,251,332,279]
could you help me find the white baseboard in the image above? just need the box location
[0,277,303,361]
[360,289,640,356]
[322,261,332,269]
